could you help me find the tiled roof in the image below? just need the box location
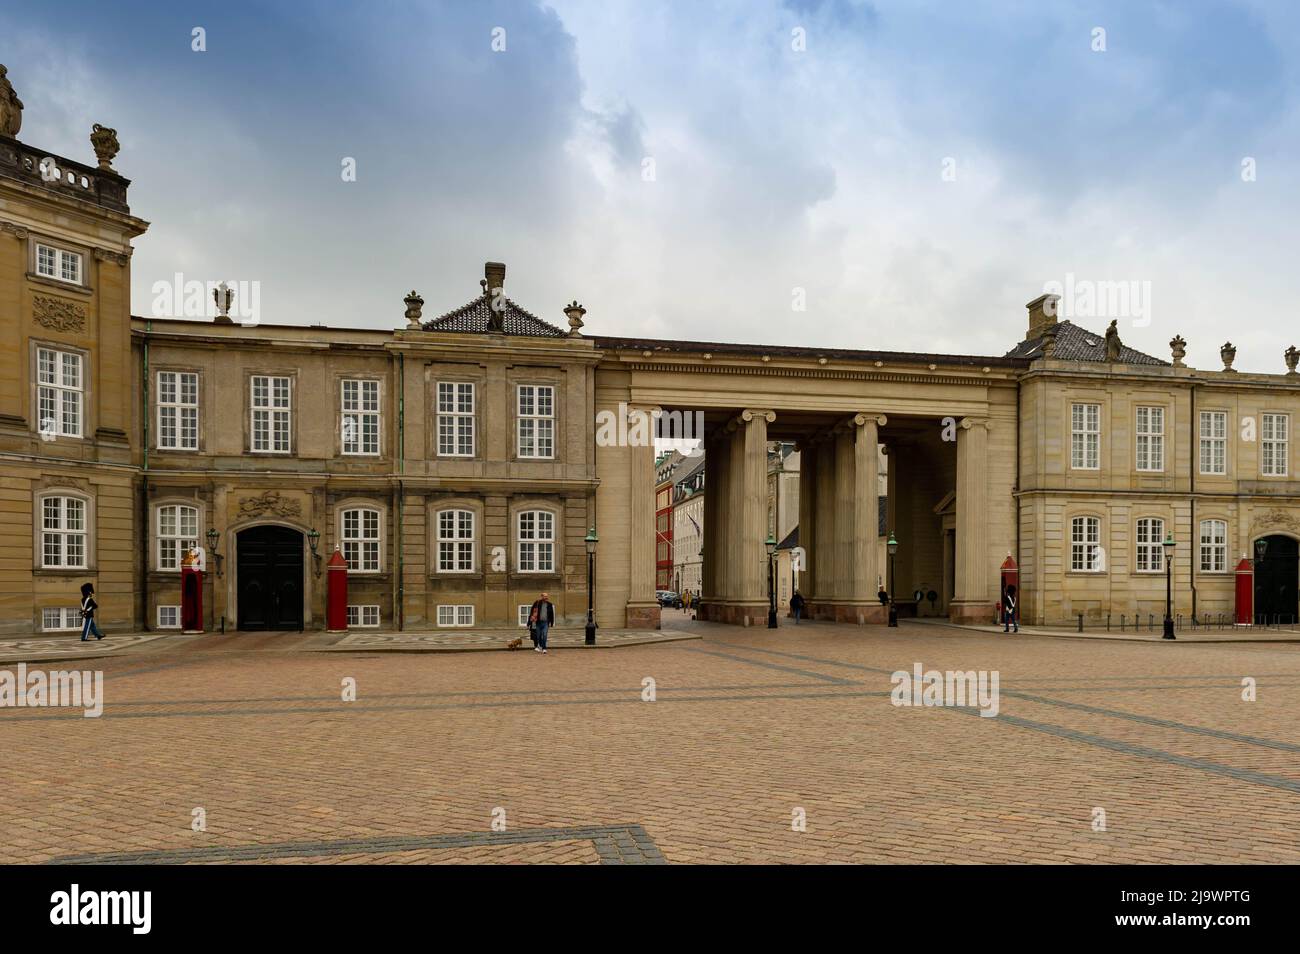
[423,295,567,338]
[1006,320,1168,366]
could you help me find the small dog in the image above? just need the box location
[506,637,524,651]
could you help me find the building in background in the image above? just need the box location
[767,442,800,547]
[672,454,705,599]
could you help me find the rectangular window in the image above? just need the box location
[41,495,87,568]
[437,509,475,572]
[436,604,475,627]
[346,605,381,628]
[341,508,381,572]
[157,605,181,629]
[518,604,531,627]
[1262,413,1289,476]
[36,347,83,438]
[517,384,555,459]
[157,504,199,571]
[157,371,199,450]
[1070,516,1102,572]
[1199,411,1227,475]
[1199,519,1228,573]
[518,510,555,573]
[437,382,475,456]
[1135,406,1164,472]
[35,243,82,285]
[341,379,380,456]
[41,607,83,632]
[1135,517,1165,573]
[1070,403,1100,470]
[250,375,292,452]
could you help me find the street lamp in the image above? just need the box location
[887,531,899,627]
[1162,531,1176,639]
[584,527,598,645]
[766,533,778,629]
[307,527,321,578]
[205,526,223,578]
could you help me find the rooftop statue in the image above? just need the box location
[0,65,23,138]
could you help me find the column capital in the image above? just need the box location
[852,413,887,428]
[740,408,776,424]
[0,220,29,240]
[958,416,990,431]
[626,403,660,420]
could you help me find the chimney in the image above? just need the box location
[1025,293,1060,340]
[484,261,506,296]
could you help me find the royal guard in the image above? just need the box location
[180,545,205,634]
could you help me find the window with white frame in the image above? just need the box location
[341,379,380,455]
[157,371,199,450]
[1199,519,1228,573]
[41,495,87,568]
[340,508,381,572]
[250,375,292,453]
[36,347,83,438]
[517,510,555,573]
[347,605,380,628]
[517,384,555,459]
[35,243,82,285]
[1262,413,1289,476]
[1070,403,1100,470]
[1070,516,1102,572]
[1199,411,1227,475]
[157,605,181,629]
[436,604,475,627]
[1135,406,1164,472]
[436,382,474,456]
[157,504,199,571]
[518,604,531,627]
[1135,517,1165,573]
[436,509,475,572]
[41,607,83,632]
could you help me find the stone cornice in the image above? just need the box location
[617,360,1013,387]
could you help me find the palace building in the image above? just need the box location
[4,67,1300,636]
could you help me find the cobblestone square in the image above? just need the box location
[2,618,1296,864]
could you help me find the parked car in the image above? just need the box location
[656,590,683,608]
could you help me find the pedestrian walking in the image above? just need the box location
[529,592,555,654]
[79,582,104,641]
[1002,584,1018,633]
[790,590,806,624]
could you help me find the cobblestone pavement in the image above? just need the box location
[2,618,1297,864]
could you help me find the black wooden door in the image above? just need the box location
[1254,535,1299,624]
[236,525,304,630]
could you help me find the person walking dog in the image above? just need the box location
[529,592,555,654]
[79,582,104,641]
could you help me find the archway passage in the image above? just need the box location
[1254,534,1298,624]
[237,525,305,631]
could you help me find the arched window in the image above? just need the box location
[157,504,200,571]
[517,510,555,573]
[40,494,88,568]
[1134,517,1164,573]
[437,509,475,572]
[340,507,381,572]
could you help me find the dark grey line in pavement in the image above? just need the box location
[711,640,895,675]
[1008,682,1300,694]
[46,824,668,865]
[1002,691,1300,752]
[103,656,219,682]
[674,643,854,684]
[69,681,829,708]
[946,706,1300,795]
[0,687,894,721]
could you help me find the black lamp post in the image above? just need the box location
[205,526,223,577]
[766,533,778,629]
[307,527,322,578]
[584,527,598,645]
[887,531,899,627]
[1162,531,1176,639]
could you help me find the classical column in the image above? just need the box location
[812,437,836,618]
[797,439,817,602]
[833,425,855,613]
[626,404,661,628]
[740,409,774,622]
[852,414,886,622]
[952,417,991,623]
[702,431,727,618]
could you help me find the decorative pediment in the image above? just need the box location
[1248,508,1300,539]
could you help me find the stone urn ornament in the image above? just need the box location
[1169,335,1187,368]
[1286,346,1299,376]
[1220,341,1237,373]
[564,300,586,337]
[403,290,424,328]
[89,123,120,170]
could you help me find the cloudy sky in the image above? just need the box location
[4,0,1299,370]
